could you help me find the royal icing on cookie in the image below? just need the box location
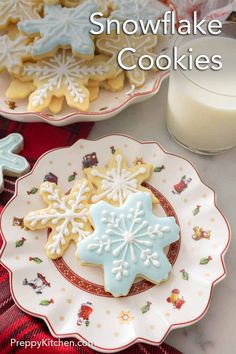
[111,0,165,33]
[0,34,31,74]
[0,133,30,193]
[24,179,92,259]
[6,78,68,115]
[63,0,110,14]
[84,149,158,206]
[18,2,107,58]
[21,50,110,112]
[77,192,179,297]
[0,0,42,29]
[97,32,158,87]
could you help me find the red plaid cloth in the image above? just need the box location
[0,116,182,354]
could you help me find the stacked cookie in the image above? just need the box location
[24,148,180,297]
[0,0,164,114]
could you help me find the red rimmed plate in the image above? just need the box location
[0,135,230,352]
[0,1,174,126]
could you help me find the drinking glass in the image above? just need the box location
[167,22,236,155]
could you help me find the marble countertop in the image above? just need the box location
[88,79,236,354]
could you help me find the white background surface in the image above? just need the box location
[89,79,236,354]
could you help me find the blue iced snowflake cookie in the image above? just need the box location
[18,2,107,58]
[77,192,180,297]
[0,133,30,193]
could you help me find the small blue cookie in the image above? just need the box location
[77,192,180,297]
[18,3,107,58]
[0,133,30,193]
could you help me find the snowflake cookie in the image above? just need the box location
[20,50,111,112]
[111,0,166,33]
[0,34,31,75]
[84,149,158,206]
[0,0,42,30]
[62,0,111,14]
[6,77,73,115]
[77,192,180,297]
[24,179,92,259]
[18,2,107,58]
[0,133,30,193]
[97,32,158,87]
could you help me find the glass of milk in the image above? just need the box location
[167,22,236,154]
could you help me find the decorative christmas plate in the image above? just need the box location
[0,2,174,127]
[0,135,230,352]
[0,60,169,127]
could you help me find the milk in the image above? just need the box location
[167,37,236,153]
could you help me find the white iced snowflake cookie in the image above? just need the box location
[19,50,112,113]
[77,192,180,297]
[97,32,158,87]
[62,0,111,14]
[6,77,72,115]
[24,179,93,259]
[111,0,166,33]
[0,33,31,75]
[84,148,158,206]
[0,0,42,30]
